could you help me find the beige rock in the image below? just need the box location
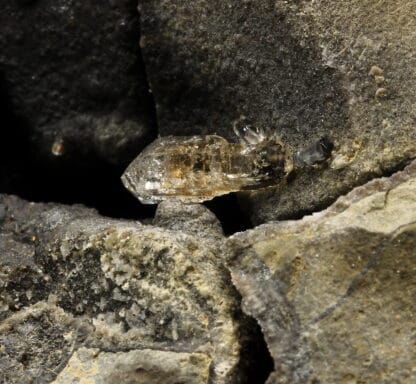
[53,347,211,384]
[228,160,416,383]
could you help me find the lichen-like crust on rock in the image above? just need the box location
[0,196,254,383]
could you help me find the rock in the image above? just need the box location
[0,302,88,384]
[227,159,416,383]
[0,195,263,383]
[138,0,416,223]
[53,347,211,384]
[153,200,224,239]
[0,0,156,204]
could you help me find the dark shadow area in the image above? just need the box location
[0,71,249,231]
[0,64,248,231]
[205,193,253,235]
[0,72,157,221]
[0,72,32,195]
[237,315,274,384]
[0,0,159,221]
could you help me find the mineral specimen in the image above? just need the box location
[121,130,293,204]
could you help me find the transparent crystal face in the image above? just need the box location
[121,135,292,204]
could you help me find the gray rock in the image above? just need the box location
[138,0,416,223]
[0,302,91,384]
[138,0,344,141]
[228,159,416,383]
[153,200,224,239]
[0,0,155,167]
[3,159,415,382]
[0,195,257,383]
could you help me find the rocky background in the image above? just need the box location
[0,1,415,383]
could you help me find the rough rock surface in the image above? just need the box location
[0,196,262,383]
[53,347,211,384]
[2,1,416,382]
[0,0,156,204]
[138,0,416,223]
[228,159,416,383]
[153,200,224,239]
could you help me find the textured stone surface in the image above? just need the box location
[138,0,345,140]
[0,302,89,384]
[228,160,416,383]
[138,0,416,223]
[0,196,260,383]
[2,166,415,383]
[0,0,156,203]
[153,200,224,239]
[53,347,211,384]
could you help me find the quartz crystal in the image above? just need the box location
[121,134,292,204]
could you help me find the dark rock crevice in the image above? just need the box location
[0,0,158,221]
[226,314,274,384]
[240,154,416,225]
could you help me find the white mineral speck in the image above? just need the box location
[144,181,161,190]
